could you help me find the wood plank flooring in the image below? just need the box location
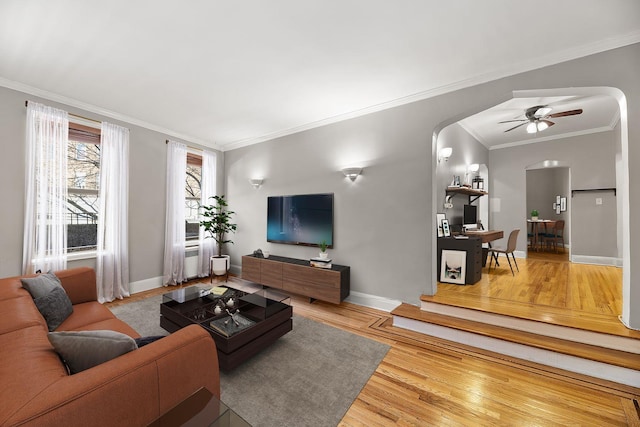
[428,251,632,337]
[107,277,640,426]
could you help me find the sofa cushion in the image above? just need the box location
[0,295,46,334]
[0,326,67,426]
[21,272,62,299]
[56,301,141,338]
[48,330,138,374]
[34,286,74,331]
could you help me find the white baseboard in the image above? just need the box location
[571,255,621,266]
[129,276,163,294]
[393,316,640,388]
[345,291,401,312]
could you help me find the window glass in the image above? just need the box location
[185,153,202,242]
[67,126,100,252]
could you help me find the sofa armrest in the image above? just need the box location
[6,325,219,427]
[55,267,98,304]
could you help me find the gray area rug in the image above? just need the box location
[110,294,389,427]
[108,295,168,337]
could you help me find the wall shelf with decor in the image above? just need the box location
[446,187,488,204]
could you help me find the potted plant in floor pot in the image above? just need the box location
[200,195,237,278]
[531,209,539,221]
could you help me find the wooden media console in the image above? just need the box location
[242,254,350,304]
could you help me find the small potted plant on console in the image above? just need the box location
[318,240,329,260]
[200,195,237,280]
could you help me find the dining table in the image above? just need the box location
[527,219,556,251]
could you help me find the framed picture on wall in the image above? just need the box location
[436,213,446,237]
[442,219,451,237]
[560,197,567,212]
[440,250,466,284]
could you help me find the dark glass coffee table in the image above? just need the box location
[149,387,251,426]
[160,280,293,371]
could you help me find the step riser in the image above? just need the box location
[420,301,640,353]
[393,315,640,388]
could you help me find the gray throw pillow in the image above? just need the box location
[48,330,138,374]
[21,272,63,299]
[34,286,74,331]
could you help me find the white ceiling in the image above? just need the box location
[0,1,639,151]
[458,94,621,150]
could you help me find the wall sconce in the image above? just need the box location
[342,167,362,181]
[468,163,480,173]
[249,178,264,188]
[438,147,453,163]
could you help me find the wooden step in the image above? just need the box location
[392,303,640,372]
[420,292,640,340]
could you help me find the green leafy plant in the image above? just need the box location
[200,195,237,257]
[319,240,328,252]
[531,209,539,217]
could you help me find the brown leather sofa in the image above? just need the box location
[0,267,219,426]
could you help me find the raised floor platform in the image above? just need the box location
[391,297,640,387]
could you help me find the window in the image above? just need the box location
[67,122,101,252]
[185,152,202,243]
[76,143,87,160]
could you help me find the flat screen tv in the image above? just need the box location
[267,193,333,248]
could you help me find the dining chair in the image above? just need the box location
[542,220,565,253]
[488,229,520,275]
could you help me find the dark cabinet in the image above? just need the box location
[437,237,482,285]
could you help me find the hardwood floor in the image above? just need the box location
[429,251,630,337]
[107,275,640,426]
[294,297,639,426]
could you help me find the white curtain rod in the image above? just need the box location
[165,139,204,152]
[24,100,102,125]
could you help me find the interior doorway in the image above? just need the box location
[525,165,570,258]
[430,86,629,329]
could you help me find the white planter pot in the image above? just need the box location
[319,252,329,260]
[531,216,539,221]
[211,255,230,276]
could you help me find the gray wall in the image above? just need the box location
[225,103,431,305]
[0,85,224,283]
[1,43,638,327]
[225,43,640,329]
[492,130,617,257]
[436,123,489,229]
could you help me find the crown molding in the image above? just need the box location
[0,77,222,151]
[3,30,639,153]
[221,30,640,151]
[489,126,614,151]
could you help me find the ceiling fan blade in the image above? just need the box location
[534,107,552,117]
[498,119,526,124]
[540,119,555,127]
[504,122,528,132]
[548,109,583,118]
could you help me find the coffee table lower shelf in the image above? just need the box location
[160,305,293,371]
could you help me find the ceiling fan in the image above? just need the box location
[499,105,583,133]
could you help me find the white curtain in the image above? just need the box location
[163,141,187,285]
[96,122,130,303]
[197,150,217,277]
[23,102,69,274]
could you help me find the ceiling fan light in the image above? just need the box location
[526,122,537,134]
[537,121,549,132]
